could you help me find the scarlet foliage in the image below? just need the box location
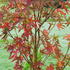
[33,61,44,70]
[41,40,61,59]
[64,34,70,40]
[43,29,48,36]
[0,0,70,70]
[46,64,54,70]
[55,9,66,15]
[0,22,12,30]
[57,61,65,68]
[56,24,63,29]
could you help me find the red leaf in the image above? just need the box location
[46,64,54,70]
[33,61,44,69]
[12,50,19,54]
[0,22,12,30]
[9,54,17,59]
[0,12,3,21]
[13,18,19,22]
[43,29,48,36]
[9,2,14,8]
[29,17,39,23]
[22,27,32,37]
[64,34,70,40]
[56,9,66,15]
[56,24,63,29]
[57,61,65,68]
[66,22,70,24]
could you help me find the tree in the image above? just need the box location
[0,0,70,70]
